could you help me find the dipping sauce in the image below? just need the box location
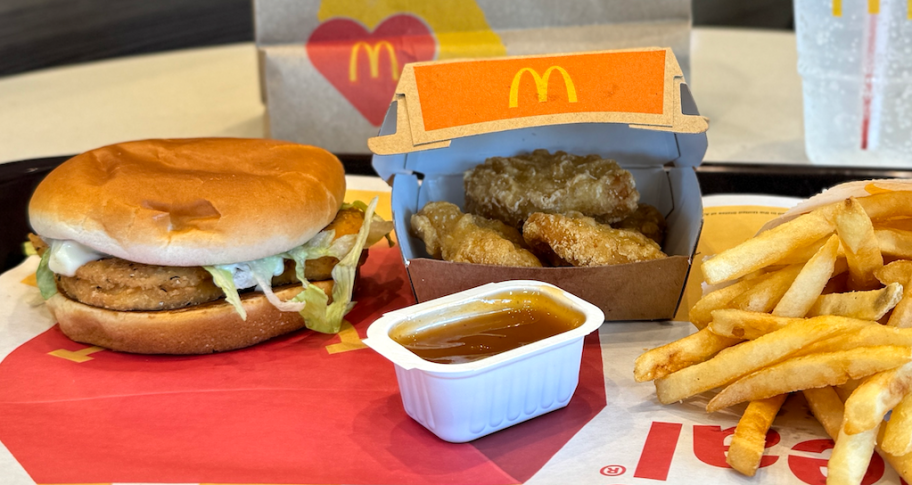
[391,292,586,364]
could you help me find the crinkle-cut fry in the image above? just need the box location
[801,324,912,356]
[730,264,804,313]
[828,423,881,485]
[857,190,912,222]
[806,283,903,321]
[701,206,837,285]
[876,228,912,259]
[654,316,864,404]
[689,273,772,329]
[726,393,788,476]
[836,197,884,290]
[881,391,912,455]
[708,309,804,340]
[706,346,912,412]
[844,361,912,435]
[773,234,841,317]
[633,328,740,382]
[804,386,912,485]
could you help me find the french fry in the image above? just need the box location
[835,379,863,402]
[689,275,769,329]
[876,260,912,286]
[708,309,802,340]
[857,190,912,222]
[730,264,803,313]
[726,394,788,476]
[877,425,912,483]
[655,317,865,405]
[835,197,884,290]
[888,294,912,328]
[633,328,740,382]
[639,188,912,483]
[701,208,837,285]
[803,386,844,438]
[802,323,912,355]
[773,234,841,317]
[875,261,912,328]
[805,386,912,484]
[843,361,912,435]
[876,227,912,259]
[806,282,903,321]
[881,392,912,455]
[775,239,847,266]
[828,423,880,485]
[773,235,829,265]
[705,346,912,412]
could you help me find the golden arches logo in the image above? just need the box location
[508,66,578,108]
[349,41,400,82]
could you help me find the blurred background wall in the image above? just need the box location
[0,0,793,77]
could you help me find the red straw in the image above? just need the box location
[861,11,879,150]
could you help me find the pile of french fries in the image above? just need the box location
[635,191,912,484]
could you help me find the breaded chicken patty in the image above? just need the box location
[31,208,365,312]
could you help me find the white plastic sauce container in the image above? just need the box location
[364,280,605,443]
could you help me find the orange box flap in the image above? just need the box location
[369,47,708,155]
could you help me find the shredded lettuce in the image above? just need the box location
[36,249,58,300]
[204,197,384,333]
[343,200,395,248]
[203,266,248,320]
[246,256,305,312]
[296,197,379,333]
[23,241,37,257]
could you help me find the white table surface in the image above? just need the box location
[0,27,808,166]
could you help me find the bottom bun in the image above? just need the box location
[46,281,333,355]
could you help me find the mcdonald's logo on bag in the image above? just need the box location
[349,41,400,83]
[508,66,577,108]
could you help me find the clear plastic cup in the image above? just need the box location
[795,0,912,166]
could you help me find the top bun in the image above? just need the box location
[29,138,346,266]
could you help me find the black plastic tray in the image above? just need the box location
[4,154,911,271]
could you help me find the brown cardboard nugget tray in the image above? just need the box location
[369,47,709,321]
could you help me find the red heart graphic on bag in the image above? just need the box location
[307,15,436,126]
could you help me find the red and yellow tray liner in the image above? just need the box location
[0,248,606,485]
[0,185,605,484]
[369,47,709,154]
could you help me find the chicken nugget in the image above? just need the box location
[464,149,639,228]
[523,212,666,266]
[411,201,542,267]
[610,204,667,245]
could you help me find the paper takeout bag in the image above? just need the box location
[253,0,692,154]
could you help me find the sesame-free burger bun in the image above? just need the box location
[29,138,346,266]
[45,281,334,354]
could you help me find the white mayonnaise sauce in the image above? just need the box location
[218,258,285,290]
[47,239,107,276]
